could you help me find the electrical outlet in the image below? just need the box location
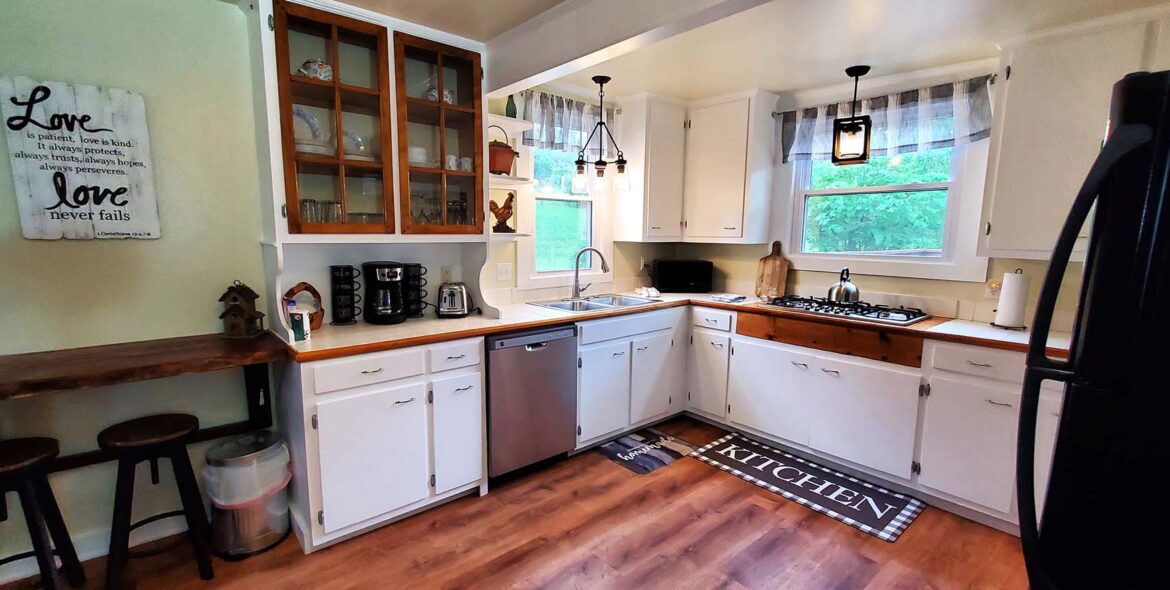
[986,278,1002,298]
[640,256,648,271]
[496,262,513,282]
[441,266,453,283]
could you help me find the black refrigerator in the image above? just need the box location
[1017,70,1170,588]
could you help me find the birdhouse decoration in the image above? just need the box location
[490,191,516,233]
[218,280,265,338]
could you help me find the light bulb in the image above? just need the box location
[571,162,588,194]
[613,160,630,193]
[592,166,608,193]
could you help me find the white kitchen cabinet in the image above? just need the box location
[578,340,632,443]
[918,376,1021,513]
[980,22,1148,259]
[807,356,920,479]
[688,330,730,417]
[315,381,430,533]
[727,338,814,446]
[614,94,687,241]
[630,331,678,424]
[683,90,777,243]
[431,372,485,494]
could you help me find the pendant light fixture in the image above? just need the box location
[572,75,628,194]
[832,65,872,166]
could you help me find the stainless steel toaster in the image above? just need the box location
[436,282,471,318]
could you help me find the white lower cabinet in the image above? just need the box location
[431,372,485,494]
[578,340,632,443]
[807,356,921,479]
[688,330,730,417]
[918,376,1021,513]
[630,331,678,424]
[727,338,813,446]
[315,381,430,533]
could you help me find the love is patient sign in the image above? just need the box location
[1,76,160,240]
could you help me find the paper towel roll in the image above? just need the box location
[994,270,1028,328]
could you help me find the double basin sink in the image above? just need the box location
[530,294,658,313]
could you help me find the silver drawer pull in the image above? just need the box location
[791,361,808,368]
[710,342,724,349]
[704,318,718,323]
[446,354,466,360]
[821,368,840,375]
[394,397,415,405]
[651,226,662,229]
[612,351,626,357]
[361,368,384,375]
[636,346,649,351]
[985,399,1013,408]
[454,385,474,392]
[723,227,736,230]
[967,360,993,368]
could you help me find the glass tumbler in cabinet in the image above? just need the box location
[395,32,483,234]
[274,0,395,234]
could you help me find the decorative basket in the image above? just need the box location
[488,125,519,175]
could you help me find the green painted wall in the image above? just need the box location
[0,0,265,579]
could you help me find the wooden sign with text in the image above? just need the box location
[1,76,160,239]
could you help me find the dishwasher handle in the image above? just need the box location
[524,342,549,351]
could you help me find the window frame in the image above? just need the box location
[780,142,989,282]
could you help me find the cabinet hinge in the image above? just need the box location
[919,383,931,398]
[687,391,692,401]
[727,403,731,414]
[985,222,992,236]
[427,390,434,404]
[268,14,275,31]
[317,510,324,526]
[311,414,318,430]
[281,204,288,219]
[1005,65,1011,81]
[578,357,582,369]
[730,345,735,355]
[683,220,688,229]
[577,425,582,436]
[669,396,672,404]
[670,338,674,347]
[684,119,691,129]
[690,335,694,345]
[911,461,922,476]
[430,474,436,488]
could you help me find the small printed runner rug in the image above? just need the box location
[690,433,925,542]
[596,428,697,475]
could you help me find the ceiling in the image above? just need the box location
[345,0,563,41]
[555,0,1166,100]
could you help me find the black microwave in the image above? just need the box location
[652,259,714,293]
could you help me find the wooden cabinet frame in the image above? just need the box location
[393,32,484,234]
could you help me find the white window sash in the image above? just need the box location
[517,185,613,291]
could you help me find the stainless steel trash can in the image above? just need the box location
[202,432,291,558]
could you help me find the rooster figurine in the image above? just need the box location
[490,192,516,233]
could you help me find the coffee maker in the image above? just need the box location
[361,261,407,325]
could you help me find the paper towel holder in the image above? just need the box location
[990,268,1029,330]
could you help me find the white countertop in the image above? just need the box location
[924,319,1072,352]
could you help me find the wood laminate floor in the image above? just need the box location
[5,417,1028,589]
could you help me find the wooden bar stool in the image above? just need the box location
[98,414,213,589]
[0,437,85,589]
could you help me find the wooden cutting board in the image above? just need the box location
[755,241,790,298]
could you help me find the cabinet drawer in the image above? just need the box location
[428,339,482,373]
[312,348,426,394]
[692,308,732,332]
[932,342,1025,383]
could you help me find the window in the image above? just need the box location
[786,143,989,282]
[518,147,611,289]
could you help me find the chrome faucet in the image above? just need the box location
[571,247,611,299]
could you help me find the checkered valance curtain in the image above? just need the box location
[778,75,993,163]
[520,90,618,159]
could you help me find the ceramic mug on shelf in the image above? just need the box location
[459,156,473,171]
[297,59,333,81]
[408,146,428,165]
[424,86,439,102]
[442,88,456,105]
[444,154,459,170]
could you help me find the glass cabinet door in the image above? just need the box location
[395,32,483,234]
[275,0,394,234]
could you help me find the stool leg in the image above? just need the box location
[170,449,214,580]
[35,475,85,587]
[17,478,63,590]
[105,458,136,590]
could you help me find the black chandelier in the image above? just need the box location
[572,75,629,194]
[832,65,872,166]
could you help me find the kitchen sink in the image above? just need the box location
[585,294,657,307]
[532,300,613,312]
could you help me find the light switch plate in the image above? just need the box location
[496,262,513,282]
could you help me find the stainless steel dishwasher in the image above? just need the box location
[486,325,577,477]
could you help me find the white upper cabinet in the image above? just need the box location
[682,90,776,243]
[980,21,1148,259]
[614,95,687,241]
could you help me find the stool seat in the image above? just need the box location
[0,437,59,476]
[97,414,198,451]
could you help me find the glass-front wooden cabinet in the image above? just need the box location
[274,0,395,233]
[394,32,484,234]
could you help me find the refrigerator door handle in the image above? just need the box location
[1016,122,1152,590]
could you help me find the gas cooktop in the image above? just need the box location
[763,295,931,326]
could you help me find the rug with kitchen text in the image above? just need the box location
[596,428,696,475]
[690,433,924,542]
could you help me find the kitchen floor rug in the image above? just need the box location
[596,428,697,475]
[691,433,925,542]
